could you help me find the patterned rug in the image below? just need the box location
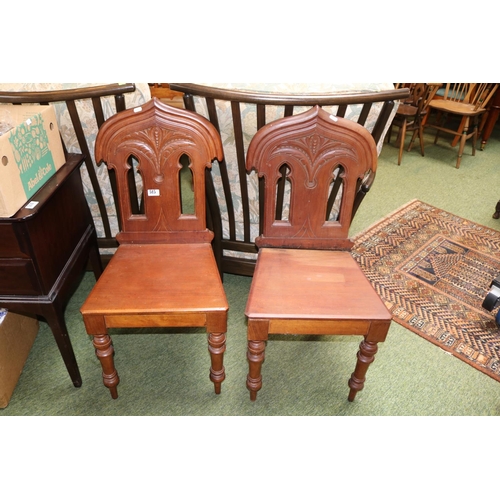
[351,199,500,382]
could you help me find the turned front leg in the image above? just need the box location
[208,332,226,394]
[83,314,119,399]
[92,333,119,399]
[247,340,266,401]
[348,338,378,402]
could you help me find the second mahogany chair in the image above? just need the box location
[80,98,228,399]
[244,106,392,402]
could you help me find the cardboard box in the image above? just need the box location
[0,104,65,218]
[0,309,39,408]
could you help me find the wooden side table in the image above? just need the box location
[0,153,102,387]
[481,86,500,149]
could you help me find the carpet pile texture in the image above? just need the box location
[352,199,500,382]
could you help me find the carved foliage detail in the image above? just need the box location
[118,126,196,184]
[269,133,355,189]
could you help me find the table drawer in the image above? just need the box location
[0,225,27,258]
[0,259,41,295]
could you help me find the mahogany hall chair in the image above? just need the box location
[244,105,392,402]
[80,98,228,399]
[169,83,410,278]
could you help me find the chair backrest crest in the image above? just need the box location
[95,98,224,244]
[168,84,409,274]
[246,106,377,250]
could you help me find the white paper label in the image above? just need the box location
[25,201,39,209]
[147,189,160,196]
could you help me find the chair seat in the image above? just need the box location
[81,243,228,318]
[246,248,391,322]
[395,103,418,118]
[428,99,484,116]
[243,106,391,402]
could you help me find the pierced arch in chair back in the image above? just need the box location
[169,83,409,276]
[246,106,377,250]
[95,98,224,244]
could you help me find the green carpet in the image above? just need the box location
[3,126,500,417]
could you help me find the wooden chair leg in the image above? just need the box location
[247,340,266,401]
[451,116,467,147]
[471,118,478,157]
[408,129,418,152]
[347,338,379,402]
[207,331,226,394]
[408,126,425,156]
[92,332,119,399]
[418,124,425,156]
[398,118,407,165]
[434,112,443,144]
[456,117,470,169]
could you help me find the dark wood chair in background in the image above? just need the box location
[80,98,228,399]
[387,83,440,165]
[424,83,499,168]
[244,106,392,402]
[169,83,410,278]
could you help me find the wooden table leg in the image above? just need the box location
[481,88,500,150]
[482,107,500,149]
[44,302,82,387]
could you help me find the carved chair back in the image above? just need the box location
[95,98,223,245]
[246,105,377,251]
[169,83,410,275]
[395,83,426,105]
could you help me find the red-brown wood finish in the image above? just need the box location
[80,98,228,398]
[244,106,392,402]
[0,154,102,387]
[169,83,410,277]
[481,86,500,149]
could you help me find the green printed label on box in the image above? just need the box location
[8,113,55,196]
